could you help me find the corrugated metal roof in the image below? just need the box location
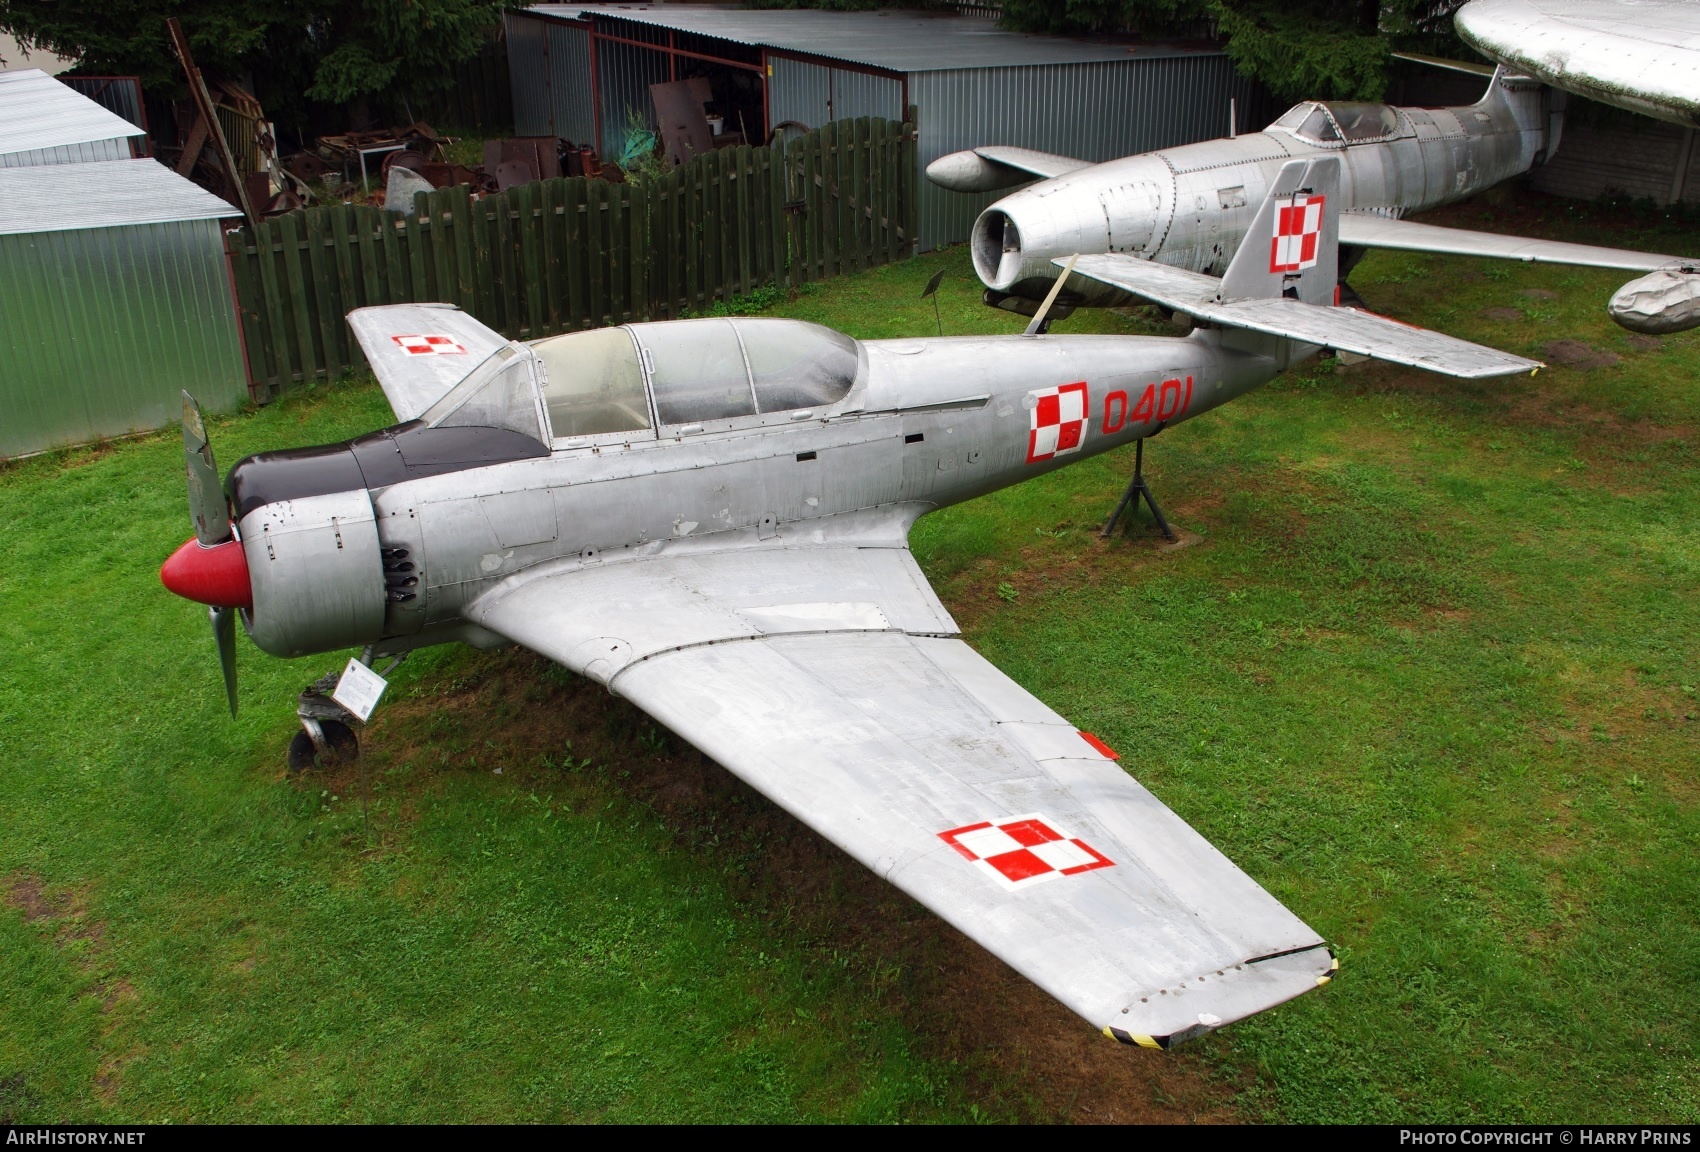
[0,68,146,158]
[525,5,1221,72]
[0,159,239,236]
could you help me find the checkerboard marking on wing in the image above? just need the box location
[1269,193,1325,273]
[938,813,1115,891]
[391,334,468,356]
[1026,381,1089,463]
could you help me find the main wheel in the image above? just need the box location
[286,720,359,771]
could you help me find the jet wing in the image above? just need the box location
[1457,0,1700,127]
[1065,253,1543,379]
[973,146,1095,181]
[1340,214,1692,272]
[467,521,1335,1047]
[346,304,512,422]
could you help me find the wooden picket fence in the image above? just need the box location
[227,116,918,396]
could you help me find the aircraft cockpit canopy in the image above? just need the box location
[529,317,860,445]
[533,326,652,440]
[1270,101,1403,145]
[630,317,861,428]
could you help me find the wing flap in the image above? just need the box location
[469,531,959,685]
[1340,214,1691,272]
[347,304,511,421]
[1067,252,1543,379]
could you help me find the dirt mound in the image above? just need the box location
[1542,340,1620,370]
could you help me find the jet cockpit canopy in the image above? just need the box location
[1269,101,1404,145]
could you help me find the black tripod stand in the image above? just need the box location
[1100,438,1177,542]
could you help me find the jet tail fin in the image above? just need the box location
[1220,156,1339,306]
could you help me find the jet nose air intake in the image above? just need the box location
[973,209,1021,290]
[160,537,253,609]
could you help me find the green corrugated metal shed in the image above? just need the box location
[0,158,246,459]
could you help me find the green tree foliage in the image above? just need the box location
[998,0,1474,102]
[0,0,511,123]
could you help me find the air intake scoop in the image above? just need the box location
[160,537,252,609]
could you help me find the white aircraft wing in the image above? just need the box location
[467,521,1335,1047]
[1340,214,1692,271]
[1066,253,1544,379]
[973,146,1095,180]
[926,146,1094,192]
[1457,0,1700,127]
[347,304,511,421]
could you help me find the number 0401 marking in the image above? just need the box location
[1101,376,1193,434]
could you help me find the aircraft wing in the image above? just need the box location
[1065,253,1543,379]
[972,146,1095,181]
[347,304,511,422]
[467,519,1335,1047]
[1340,214,1692,272]
[1457,0,1700,127]
[926,146,1094,192]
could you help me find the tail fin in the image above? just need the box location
[1220,156,1340,306]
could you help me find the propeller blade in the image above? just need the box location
[210,604,239,717]
[182,390,230,546]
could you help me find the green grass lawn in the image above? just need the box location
[2,193,1697,1123]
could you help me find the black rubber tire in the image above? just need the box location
[286,721,359,772]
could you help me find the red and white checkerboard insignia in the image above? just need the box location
[390,334,468,356]
[938,813,1114,891]
[1026,381,1088,464]
[1269,193,1325,273]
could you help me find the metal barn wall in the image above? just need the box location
[506,13,596,146]
[547,22,596,146]
[505,12,552,136]
[913,54,1265,249]
[769,56,904,133]
[0,137,128,168]
[594,34,671,158]
[0,219,245,458]
[1530,106,1700,206]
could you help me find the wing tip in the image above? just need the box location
[1101,946,1340,1050]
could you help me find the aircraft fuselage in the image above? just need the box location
[972,78,1548,306]
[227,329,1285,662]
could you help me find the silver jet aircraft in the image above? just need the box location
[929,69,1699,333]
[161,159,1538,1049]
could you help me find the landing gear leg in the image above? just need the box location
[288,671,360,771]
[287,652,407,771]
[1101,438,1177,543]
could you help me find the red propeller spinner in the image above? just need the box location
[160,536,252,608]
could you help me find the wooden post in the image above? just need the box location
[166,18,258,230]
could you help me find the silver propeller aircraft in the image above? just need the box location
[929,68,1700,334]
[161,158,1539,1049]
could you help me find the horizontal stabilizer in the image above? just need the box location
[1065,252,1543,379]
[347,304,511,422]
[1339,215,1692,272]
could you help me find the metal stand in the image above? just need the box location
[1101,439,1177,542]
